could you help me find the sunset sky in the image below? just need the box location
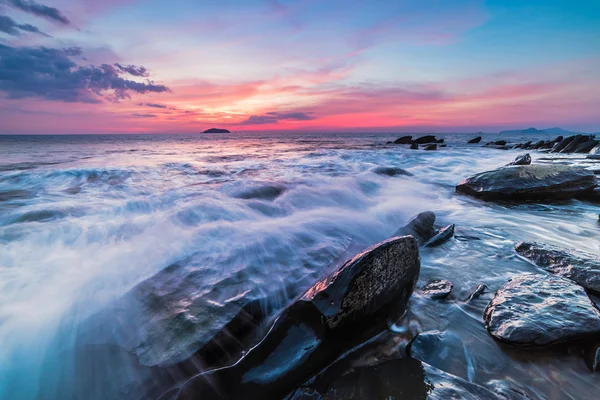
[1,0,599,134]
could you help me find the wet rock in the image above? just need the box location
[515,242,600,295]
[394,211,436,245]
[436,139,445,143]
[467,284,487,301]
[372,166,413,177]
[456,164,597,201]
[561,135,590,153]
[494,140,507,146]
[584,185,600,203]
[584,343,600,373]
[520,141,532,149]
[394,135,413,144]
[421,280,453,299]
[414,135,437,144]
[506,154,532,166]
[410,143,419,150]
[531,140,545,149]
[484,274,600,347]
[539,141,555,149]
[551,135,577,153]
[468,136,482,144]
[423,144,437,151]
[232,184,286,200]
[574,139,599,153]
[169,236,421,400]
[424,224,455,247]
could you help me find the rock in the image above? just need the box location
[170,236,421,400]
[468,136,482,144]
[531,140,545,149]
[414,135,437,144]
[539,140,555,149]
[506,154,531,166]
[372,166,413,177]
[456,164,598,201]
[232,184,286,200]
[520,141,532,149]
[494,140,507,146]
[574,139,599,153]
[467,284,487,301]
[394,135,413,144]
[440,144,447,148]
[410,143,419,150]
[584,343,600,373]
[553,135,564,143]
[436,139,445,143]
[484,274,600,347]
[551,135,577,153]
[203,128,230,133]
[515,242,600,295]
[423,144,437,151]
[394,211,436,245]
[421,280,453,299]
[584,185,600,202]
[424,224,455,247]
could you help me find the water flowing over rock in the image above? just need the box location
[506,154,531,166]
[372,166,413,177]
[515,242,600,295]
[394,211,436,245]
[468,136,482,144]
[456,164,597,201]
[423,224,455,247]
[421,280,453,299]
[484,274,600,347]
[167,236,421,400]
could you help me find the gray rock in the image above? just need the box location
[515,242,600,295]
[394,211,436,245]
[423,144,437,151]
[467,284,487,301]
[468,136,482,144]
[424,224,455,247]
[456,164,597,201]
[422,280,453,299]
[414,135,437,144]
[574,139,599,153]
[507,154,532,166]
[372,166,413,177]
[394,136,413,144]
[484,274,600,347]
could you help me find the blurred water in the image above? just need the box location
[0,132,598,399]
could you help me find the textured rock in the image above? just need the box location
[424,224,455,247]
[484,274,600,347]
[456,165,597,201]
[372,166,413,177]
[394,135,413,144]
[468,136,482,144]
[515,242,600,295]
[394,211,436,245]
[506,154,531,166]
[467,284,487,301]
[422,280,453,299]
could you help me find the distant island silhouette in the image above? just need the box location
[203,128,230,133]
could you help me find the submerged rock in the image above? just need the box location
[169,236,421,400]
[394,211,436,245]
[421,280,453,299]
[232,184,286,200]
[506,153,531,166]
[414,135,438,144]
[468,136,482,144]
[484,274,600,347]
[456,164,597,201]
[372,166,413,177]
[515,242,600,295]
[394,136,413,144]
[424,224,455,247]
[423,144,437,151]
[467,284,487,301]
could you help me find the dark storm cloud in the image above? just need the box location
[240,111,315,125]
[0,14,50,36]
[138,102,168,109]
[0,44,170,103]
[2,0,70,25]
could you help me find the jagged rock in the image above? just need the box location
[456,164,597,201]
[515,242,600,295]
[168,237,421,400]
[506,154,531,166]
[467,284,487,301]
[421,280,453,299]
[520,141,532,149]
[484,274,600,347]
[423,144,437,151]
[552,135,577,153]
[424,224,455,247]
[394,136,413,144]
[394,211,436,245]
[574,139,599,153]
[414,135,438,144]
[372,166,413,177]
[468,136,482,144]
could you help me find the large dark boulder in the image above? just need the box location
[456,164,597,201]
[414,135,437,144]
[468,136,482,144]
[394,136,413,144]
[168,236,421,400]
[515,242,600,295]
[551,135,577,153]
[484,274,600,347]
[574,139,599,153]
[394,211,436,245]
[506,154,531,166]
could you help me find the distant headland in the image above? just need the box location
[499,127,583,135]
[203,128,230,133]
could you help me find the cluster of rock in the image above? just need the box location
[390,135,445,150]
[471,134,599,154]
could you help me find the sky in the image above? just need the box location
[0,0,599,134]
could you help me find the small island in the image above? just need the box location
[203,128,230,133]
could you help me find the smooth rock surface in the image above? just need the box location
[515,242,600,295]
[484,274,600,347]
[423,224,455,247]
[456,164,597,201]
[394,211,436,245]
[394,136,413,144]
[421,280,453,299]
[468,136,482,144]
[414,135,437,144]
